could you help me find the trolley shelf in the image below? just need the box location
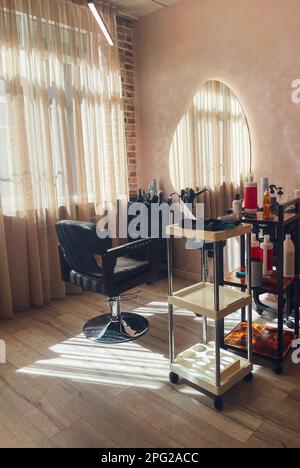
[168,282,252,320]
[224,322,296,360]
[224,267,296,293]
[166,223,252,243]
[166,222,253,409]
[171,343,252,396]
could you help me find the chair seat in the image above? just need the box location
[114,256,150,279]
[70,256,150,294]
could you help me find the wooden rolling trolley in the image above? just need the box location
[166,223,253,410]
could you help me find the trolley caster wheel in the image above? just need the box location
[256,308,264,316]
[274,365,283,376]
[169,372,179,385]
[214,396,223,411]
[244,372,253,382]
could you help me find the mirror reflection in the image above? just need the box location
[169,80,251,196]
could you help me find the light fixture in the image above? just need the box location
[88,1,114,47]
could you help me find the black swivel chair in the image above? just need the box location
[55,220,158,344]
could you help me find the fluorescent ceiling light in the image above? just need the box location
[88,1,114,47]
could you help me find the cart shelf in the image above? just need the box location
[171,343,252,396]
[169,282,252,320]
[166,223,252,243]
[166,222,253,409]
[224,267,295,293]
[224,322,296,360]
[242,211,298,226]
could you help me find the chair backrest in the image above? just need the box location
[55,220,111,277]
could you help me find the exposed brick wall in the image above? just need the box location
[116,17,138,197]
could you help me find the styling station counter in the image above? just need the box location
[166,223,253,410]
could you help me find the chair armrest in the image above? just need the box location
[103,239,154,260]
[101,239,159,295]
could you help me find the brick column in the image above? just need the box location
[117,17,138,198]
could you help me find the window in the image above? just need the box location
[0,79,12,213]
[0,1,128,216]
[169,80,251,192]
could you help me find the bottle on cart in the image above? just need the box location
[260,235,273,277]
[244,175,258,215]
[263,189,271,220]
[251,233,260,260]
[151,178,158,195]
[269,185,278,214]
[232,194,243,220]
[148,184,154,200]
[137,188,144,203]
[260,177,269,209]
[284,234,295,278]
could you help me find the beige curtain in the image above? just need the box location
[0,0,128,318]
[169,80,251,218]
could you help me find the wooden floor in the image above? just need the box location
[0,278,300,448]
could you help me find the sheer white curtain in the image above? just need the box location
[0,0,128,317]
[169,80,251,217]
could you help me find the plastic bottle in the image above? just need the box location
[260,235,273,277]
[259,176,269,208]
[284,234,295,278]
[260,177,269,209]
[137,188,144,202]
[151,178,158,196]
[232,194,243,220]
[149,184,155,200]
[269,185,278,214]
[263,189,271,220]
[251,233,260,260]
[244,175,258,214]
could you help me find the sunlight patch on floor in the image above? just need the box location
[16,301,179,389]
[15,299,264,389]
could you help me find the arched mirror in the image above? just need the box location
[169,80,251,197]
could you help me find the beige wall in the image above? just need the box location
[134,0,300,273]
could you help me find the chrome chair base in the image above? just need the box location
[83,312,149,344]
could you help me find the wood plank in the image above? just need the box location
[52,419,116,449]
[151,383,255,443]
[113,387,241,448]
[0,279,299,448]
